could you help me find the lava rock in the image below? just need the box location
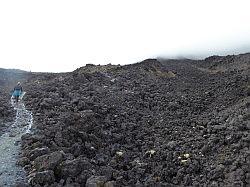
[33,151,64,171]
[86,176,108,187]
[29,170,55,186]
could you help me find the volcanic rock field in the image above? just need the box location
[0,53,249,186]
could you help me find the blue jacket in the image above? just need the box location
[13,85,23,96]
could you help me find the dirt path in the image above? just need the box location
[0,100,33,186]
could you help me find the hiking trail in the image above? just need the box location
[0,99,33,186]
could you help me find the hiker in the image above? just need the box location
[13,82,23,102]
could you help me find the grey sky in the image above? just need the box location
[0,0,250,72]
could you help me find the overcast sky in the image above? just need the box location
[1,0,250,72]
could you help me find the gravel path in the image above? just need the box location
[0,100,32,186]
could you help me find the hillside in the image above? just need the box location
[0,53,249,186]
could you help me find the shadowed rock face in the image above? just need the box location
[1,54,250,186]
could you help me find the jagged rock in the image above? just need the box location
[40,98,53,109]
[28,147,50,160]
[104,181,116,187]
[17,157,30,167]
[56,156,92,178]
[166,141,177,150]
[33,151,64,171]
[86,176,108,187]
[21,134,43,144]
[29,170,55,186]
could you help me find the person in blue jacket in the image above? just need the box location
[13,82,23,102]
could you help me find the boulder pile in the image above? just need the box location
[1,53,250,186]
[0,93,15,134]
